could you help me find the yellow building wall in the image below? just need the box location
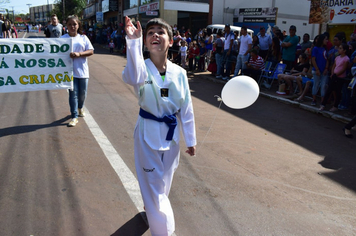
[160,10,177,26]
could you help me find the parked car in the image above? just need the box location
[207,24,254,39]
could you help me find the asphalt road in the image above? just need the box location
[0,32,355,236]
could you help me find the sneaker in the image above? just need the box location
[329,107,338,112]
[338,105,348,110]
[262,81,271,89]
[222,77,229,81]
[216,75,222,79]
[311,100,317,106]
[68,118,78,127]
[319,105,325,111]
[78,108,85,117]
[294,97,304,102]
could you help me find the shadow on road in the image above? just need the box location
[111,212,149,236]
[319,156,356,192]
[0,115,71,138]
[187,74,356,194]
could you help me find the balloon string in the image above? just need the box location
[196,95,223,156]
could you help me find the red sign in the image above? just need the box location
[139,2,159,13]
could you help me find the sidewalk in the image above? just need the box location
[191,71,353,124]
[96,43,352,124]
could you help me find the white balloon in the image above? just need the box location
[221,76,260,109]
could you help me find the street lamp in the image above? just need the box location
[47,0,49,22]
[27,4,31,22]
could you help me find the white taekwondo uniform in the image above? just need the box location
[122,36,196,236]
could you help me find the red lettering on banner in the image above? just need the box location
[338,7,356,15]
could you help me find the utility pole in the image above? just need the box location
[63,0,65,19]
[27,4,32,22]
[47,0,49,22]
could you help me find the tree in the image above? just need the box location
[52,0,86,21]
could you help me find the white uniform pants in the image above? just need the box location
[134,127,180,236]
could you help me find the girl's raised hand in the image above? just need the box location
[125,16,142,39]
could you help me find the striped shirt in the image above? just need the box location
[249,55,265,70]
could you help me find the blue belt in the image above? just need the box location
[139,108,177,141]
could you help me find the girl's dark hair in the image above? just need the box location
[300,53,308,61]
[349,42,356,53]
[206,28,212,36]
[315,34,326,48]
[145,18,173,40]
[340,43,349,54]
[66,15,83,35]
[312,35,319,46]
[323,31,330,39]
[335,32,346,44]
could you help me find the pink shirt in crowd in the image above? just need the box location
[333,55,349,78]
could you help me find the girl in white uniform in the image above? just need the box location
[122,16,196,236]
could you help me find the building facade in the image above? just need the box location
[212,0,319,39]
[29,4,55,25]
[124,0,211,35]
[82,0,356,42]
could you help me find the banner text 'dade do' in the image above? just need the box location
[0,38,73,93]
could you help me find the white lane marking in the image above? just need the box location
[84,109,177,236]
[22,32,27,38]
[84,108,144,212]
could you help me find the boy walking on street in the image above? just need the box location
[122,16,197,236]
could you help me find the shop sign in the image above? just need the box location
[146,11,158,16]
[236,8,277,23]
[109,0,118,11]
[309,0,356,24]
[96,12,103,22]
[102,0,109,13]
[139,2,159,14]
[84,5,95,18]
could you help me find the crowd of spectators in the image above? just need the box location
[165,22,356,137]
[0,13,18,39]
[81,22,126,55]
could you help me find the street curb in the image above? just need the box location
[259,92,352,124]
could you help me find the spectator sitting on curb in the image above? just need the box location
[294,66,314,102]
[277,53,310,95]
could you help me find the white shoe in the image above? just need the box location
[262,81,271,89]
[78,108,85,117]
[68,118,78,127]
